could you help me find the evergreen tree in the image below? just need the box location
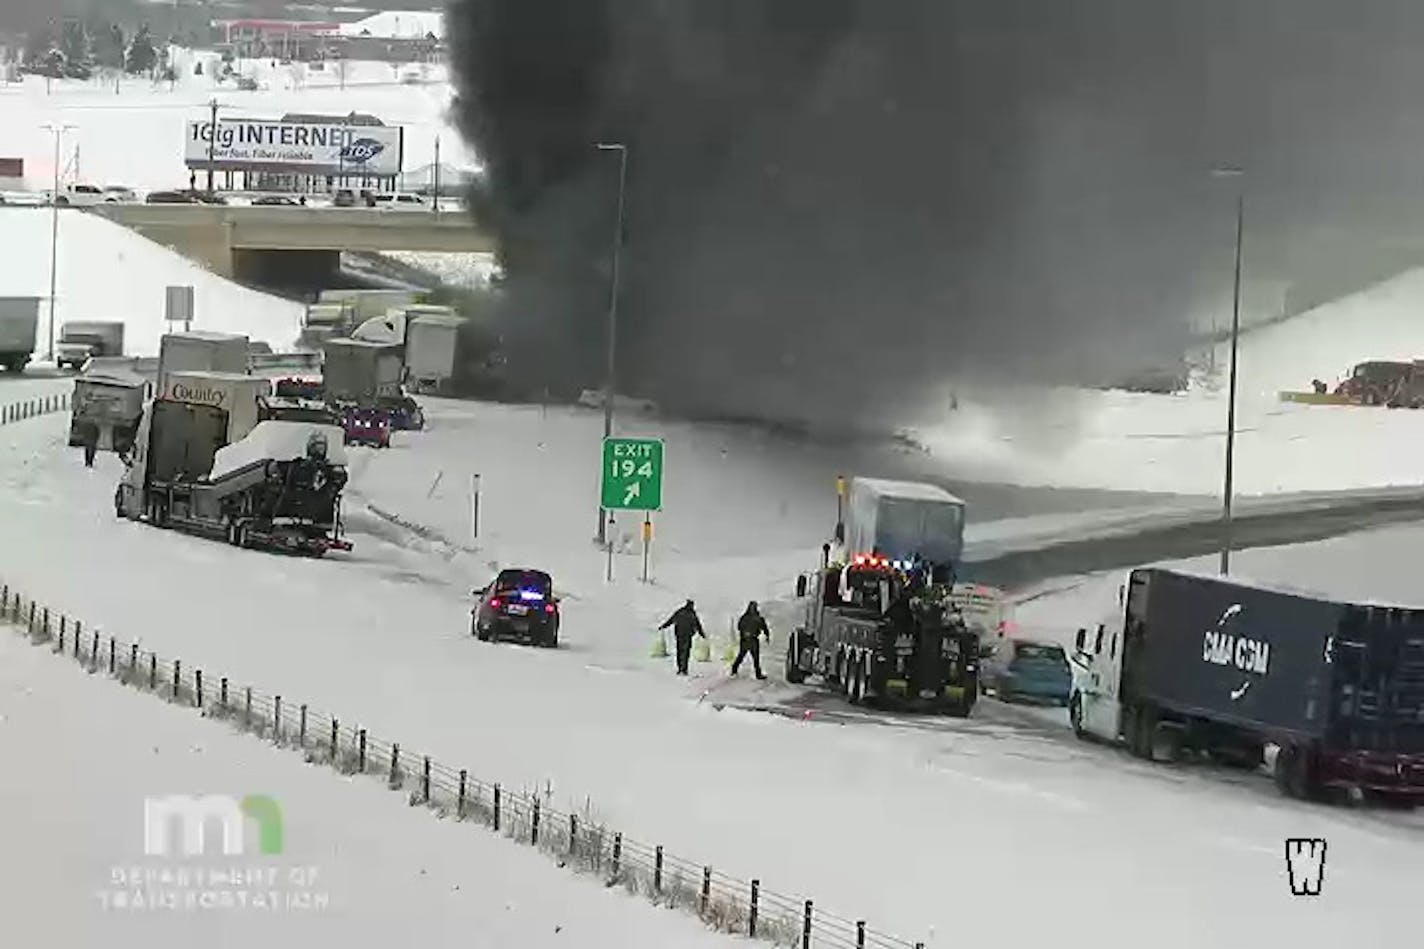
[93,23,125,71]
[58,17,91,69]
[124,25,155,75]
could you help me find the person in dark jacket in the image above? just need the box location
[659,599,706,675]
[731,601,770,679]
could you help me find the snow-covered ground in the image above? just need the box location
[0,402,1417,947]
[0,624,739,947]
[912,265,1424,495]
[0,208,304,357]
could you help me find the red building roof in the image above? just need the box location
[214,19,342,33]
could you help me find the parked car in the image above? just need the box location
[372,192,430,212]
[49,183,106,207]
[332,189,358,208]
[253,194,302,206]
[146,190,200,204]
[377,393,425,430]
[342,406,391,448]
[984,639,1072,705]
[101,185,138,203]
[471,568,560,646]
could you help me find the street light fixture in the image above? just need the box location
[1212,166,1245,575]
[42,122,76,364]
[594,141,628,547]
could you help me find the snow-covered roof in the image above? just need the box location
[339,10,443,39]
[852,476,966,506]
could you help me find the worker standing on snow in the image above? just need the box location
[659,599,706,675]
[731,601,771,680]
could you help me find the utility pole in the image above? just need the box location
[1212,167,1246,575]
[43,122,76,363]
[206,98,219,193]
[594,142,628,546]
[433,134,441,214]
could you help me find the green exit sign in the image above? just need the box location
[600,437,664,511]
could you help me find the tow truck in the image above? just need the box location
[786,548,981,715]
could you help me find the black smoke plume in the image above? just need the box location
[447,0,1424,431]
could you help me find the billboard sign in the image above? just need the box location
[184,118,401,176]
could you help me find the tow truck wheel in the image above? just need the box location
[848,655,864,705]
[785,639,807,685]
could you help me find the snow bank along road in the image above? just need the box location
[1,398,1418,946]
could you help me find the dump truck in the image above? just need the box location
[1070,566,1424,804]
[55,321,125,372]
[0,296,40,373]
[68,372,145,457]
[114,395,353,557]
[157,331,250,395]
[321,338,403,405]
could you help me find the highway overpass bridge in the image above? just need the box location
[89,203,495,287]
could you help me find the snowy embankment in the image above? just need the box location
[911,265,1424,495]
[0,626,738,948]
[0,410,1416,947]
[0,208,304,356]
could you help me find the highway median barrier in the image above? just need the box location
[0,579,927,949]
[0,391,71,427]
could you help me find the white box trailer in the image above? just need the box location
[404,312,464,390]
[157,331,249,395]
[161,370,272,443]
[842,476,966,566]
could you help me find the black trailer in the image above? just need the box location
[786,550,980,716]
[1094,567,1424,802]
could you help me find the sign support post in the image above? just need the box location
[641,513,652,583]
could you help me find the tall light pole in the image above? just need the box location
[595,141,628,546]
[42,122,76,363]
[206,98,220,193]
[1212,167,1245,575]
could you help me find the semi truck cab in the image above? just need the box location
[1068,574,1131,742]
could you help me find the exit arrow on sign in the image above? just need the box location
[623,482,641,506]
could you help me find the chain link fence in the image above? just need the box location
[0,582,927,949]
[0,391,71,426]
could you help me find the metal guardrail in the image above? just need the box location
[0,583,927,949]
[0,392,70,426]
